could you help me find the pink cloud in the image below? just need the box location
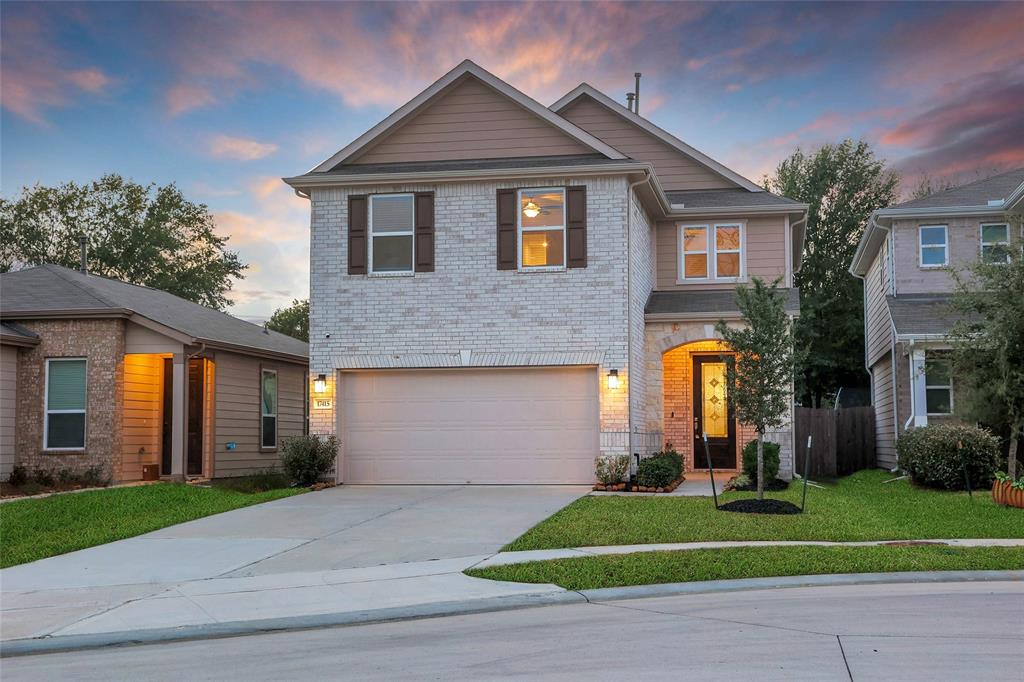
[208,135,279,161]
[166,84,215,117]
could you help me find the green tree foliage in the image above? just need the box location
[764,140,899,406]
[716,278,799,500]
[949,219,1024,478]
[266,299,309,342]
[0,174,245,310]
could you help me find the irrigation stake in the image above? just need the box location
[702,433,720,510]
[801,435,812,512]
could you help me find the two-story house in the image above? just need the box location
[285,60,807,485]
[850,168,1024,469]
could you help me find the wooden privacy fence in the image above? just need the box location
[793,406,876,479]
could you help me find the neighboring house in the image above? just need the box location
[285,60,807,485]
[850,168,1024,469]
[0,264,309,483]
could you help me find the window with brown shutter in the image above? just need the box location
[566,185,587,268]
[414,192,434,272]
[348,194,368,275]
[496,189,517,270]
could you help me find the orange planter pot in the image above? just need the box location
[992,480,1024,508]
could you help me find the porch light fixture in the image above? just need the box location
[522,198,541,219]
[607,369,620,390]
[313,374,328,394]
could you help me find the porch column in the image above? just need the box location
[909,347,929,429]
[170,352,187,481]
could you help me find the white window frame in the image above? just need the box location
[677,222,746,282]
[924,351,953,416]
[918,224,948,268]
[43,357,87,451]
[368,193,415,276]
[980,222,1010,264]
[517,187,566,272]
[260,368,278,450]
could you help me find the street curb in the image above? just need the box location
[0,591,586,658]
[3,570,1021,657]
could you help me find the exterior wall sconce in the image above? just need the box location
[313,373,328,394]
[607,369,620,390]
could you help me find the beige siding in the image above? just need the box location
[214,351,306,476]
[350,77,591,164]
[120,354,162,481]
[864,236,894,365]
[654,216,787,290]
[871,354,897,469]
[560,96,734,191]
[1,345,17,481]
[125,322,182,355]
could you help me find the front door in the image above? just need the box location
[187,358,204,476]
[692,355,736,470]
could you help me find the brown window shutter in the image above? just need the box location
[414,192,435,272]
[566,185,587,268]
[496,189,517,270]
[348,194,368,275]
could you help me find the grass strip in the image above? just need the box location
[467,545,1024,591]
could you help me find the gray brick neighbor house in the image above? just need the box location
[850,168,1024,469]
[285,61,808,484]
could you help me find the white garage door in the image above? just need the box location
[341,367,599,484]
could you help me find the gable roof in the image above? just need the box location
[551,84,762,193]
[310,60,627,173]
[0,265,308,362]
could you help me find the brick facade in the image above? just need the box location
[13,318,125,481]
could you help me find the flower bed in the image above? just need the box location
[593,475,685,494]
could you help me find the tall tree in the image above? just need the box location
[764,140,899,406]
[949,218,1024,479]
[716,278,799,500]
[0,174,246,310]
[266,299,309,342]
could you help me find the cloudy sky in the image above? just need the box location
[3,1,1022,319]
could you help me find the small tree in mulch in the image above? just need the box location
[715,277,799,503]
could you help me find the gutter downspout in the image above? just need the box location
[626,171,651,471]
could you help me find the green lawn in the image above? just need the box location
[506,470,1023,552]
[0,483,303,568]
[468,545,1024,591]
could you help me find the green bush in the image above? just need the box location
[8,465,28,486]
[32,468,55,487]
[897,424,999,490]
[594,455,630,485]
[280,435,338,486]
[636,447,683,488]
[742,439,780,482]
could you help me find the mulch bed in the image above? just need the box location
[593,476,685,494]
[728,478,790,492]
[718,498,803,514]
[0,482,108,499]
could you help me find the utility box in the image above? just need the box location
[142,464,160,481]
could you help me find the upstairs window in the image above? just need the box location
[369,194,415,274]
[261,369,278,449]
[924,352,953,415]
[679,223,744,280]
[45,358,87,450]
[980,223,1010,263]
[518,188,565,269]
[919,225,948,267]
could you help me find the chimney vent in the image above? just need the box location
[634,72,642,115]
[79,234,89,274]
[625,92,635,112]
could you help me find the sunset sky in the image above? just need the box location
[3,1,1022,319]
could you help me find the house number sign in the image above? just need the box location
[313,398,334,410]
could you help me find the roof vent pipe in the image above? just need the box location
[634,72,642,115]
[625,92,635,112]
[79,234,88,274]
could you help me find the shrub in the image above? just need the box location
[32,468,55,487]
[280,435,337,486]
[636,447,683,488]
[56,468,75,484]
[897,424,999,490]
[8,465,28,487]
[742,440,780,482]
[594,455,630,485]
[80,465,110,487]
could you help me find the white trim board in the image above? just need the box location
[310,61,626,173]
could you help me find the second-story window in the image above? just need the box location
[518,188,566,269]
[918,225,948,267]
[369,194,415,274]
[679,223,744,281]
[980,223,1010,263]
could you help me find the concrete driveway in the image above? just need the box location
[1,485,586,592]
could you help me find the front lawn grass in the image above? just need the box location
[0,483,303,568]
[507,469,1023,551]
[468,545,1024,590]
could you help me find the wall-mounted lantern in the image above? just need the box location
[313,373,328,394]
[607,369,620,390]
